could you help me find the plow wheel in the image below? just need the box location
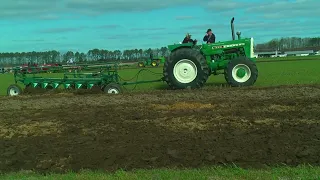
[224,56,258,87]
[7,84,22,96]
[103,83,122,94]
[151,60,159,67]
[163,48,209,89]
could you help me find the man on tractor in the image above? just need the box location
[203,28,215,44]
[182,33,197,44]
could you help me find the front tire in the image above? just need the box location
[224,57,258,87]
[163,48,209,89]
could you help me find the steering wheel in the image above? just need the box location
[193,39,198,45]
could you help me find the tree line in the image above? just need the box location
[0,47,170,66]
[255,37,320,52]
[1,36,319,66]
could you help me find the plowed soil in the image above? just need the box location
[0,84,320,173]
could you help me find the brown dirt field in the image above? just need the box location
[0,84,320,173]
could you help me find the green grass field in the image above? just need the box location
[1,59,320,96]
[1,165,319,180]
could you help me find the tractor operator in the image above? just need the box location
[203,28,215,44]
[182,33,197,44]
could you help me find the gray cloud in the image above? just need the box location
[105,30,198,40]
[175,16,194,20]
[206,1,250,11]
[0,0,61,19]
[38,14,60,20]
[12,39,45,42]
[97,24,121,29]
[130,27,166,31]
[38,27,86,33]
[37,24,120,34]
[64,0,202,13]
[2,0,318,21]
[0,0,205,19]
[205,0,320,18]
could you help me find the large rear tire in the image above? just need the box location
[224,56,258,87]
[163,48,209,89]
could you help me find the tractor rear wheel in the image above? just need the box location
[163,48,209,89]
[224,56,258,87]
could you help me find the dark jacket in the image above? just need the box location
[203,34,215,43]
[182,37,194,43]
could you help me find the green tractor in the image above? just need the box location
[138,53,166,68]
[163,17,258,89]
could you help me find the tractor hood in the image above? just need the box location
[168,42,194,52]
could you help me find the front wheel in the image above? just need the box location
[224,57,258,87]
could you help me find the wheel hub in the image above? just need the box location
[173,59,197,83]
[231,64,251,83]
[107,88,119,94]
[9,88,19,96]
[236,68,246,78]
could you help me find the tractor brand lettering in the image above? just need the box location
[212,43,245,49]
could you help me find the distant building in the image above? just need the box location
[284,50,314,56]
[254,50,283,58]
[254,51,276,58]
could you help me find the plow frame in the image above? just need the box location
[7,62,164,96]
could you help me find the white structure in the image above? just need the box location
[254,50,285,58]
[284,50,313,56]
[278,54,287,57]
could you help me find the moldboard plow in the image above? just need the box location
[6,62,164,96]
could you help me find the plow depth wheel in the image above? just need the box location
[224,57,258,87]
[7,84,22,96]
[163,48,209,89]
[104,83,122,94]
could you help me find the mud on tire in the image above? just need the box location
[163,48,209,89]
[224,56,258,87]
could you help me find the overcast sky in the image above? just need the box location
[0,0,318,53]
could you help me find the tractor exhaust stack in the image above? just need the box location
[231,17,235,40]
